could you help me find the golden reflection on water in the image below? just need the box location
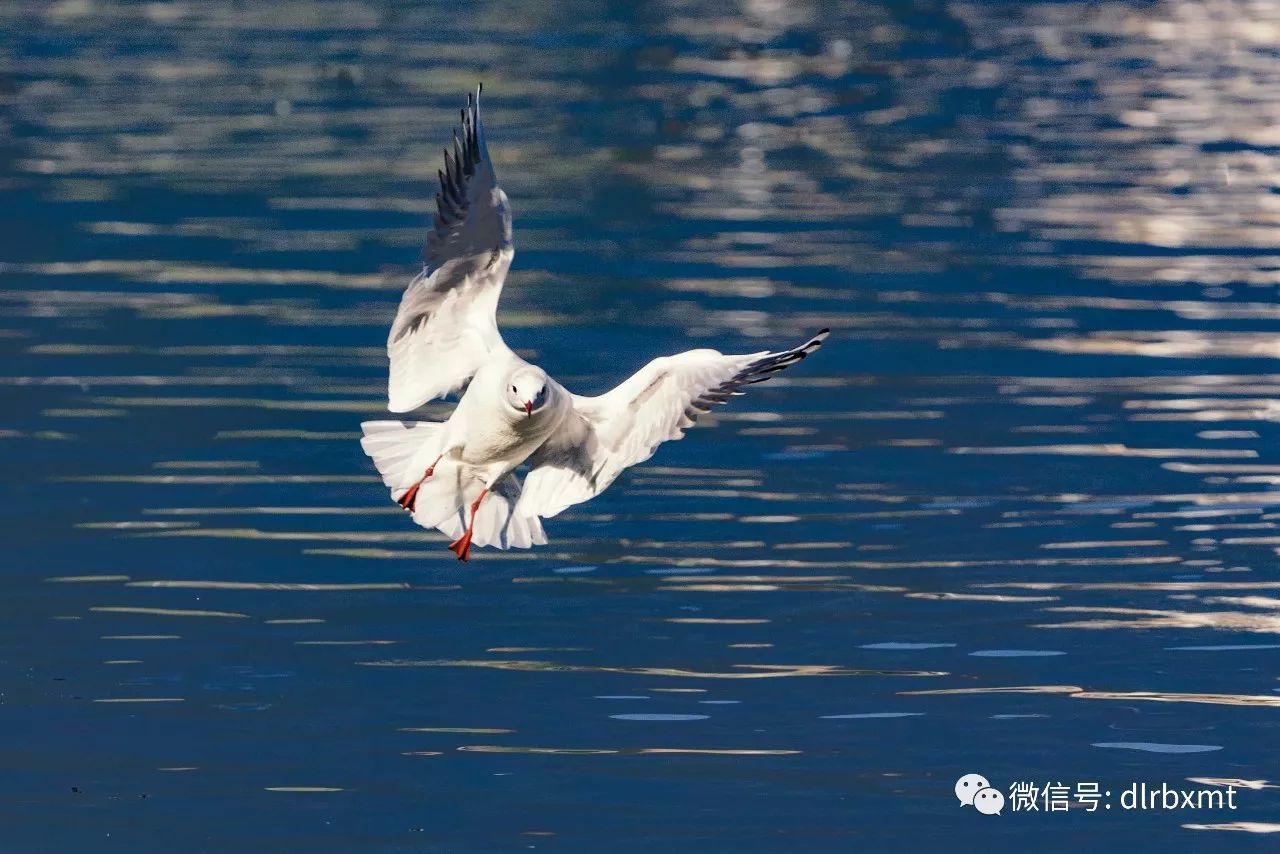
[648,688,705,693]
[94,697,185,703]
[1183,823,1280,835]
[902,685,1280,709]
[58,474,373,483]
[296,640,397,646]
[978,581,1280,592]
[901,686,1084,697]
[132,527,454,544]
[616,555,1180,570]
[214,430,361,440]
[905,592,1059,603]
[90,605,248,619]
[1073,691,1280,709]
[360,660,946,679]
[1040,539,1168,549]
[400,727,513,734]
[660,581,905,593]
[1034,605,1280,633]
[143,506,401,515]
[77,521,198,530]
[487,647,589,653]
[126,580,412,591]
[666,618,770,625]
[456,746,800,756]
[41,408,126,417]
[950,444,1256,459]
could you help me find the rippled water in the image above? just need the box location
[3,0,1280,848]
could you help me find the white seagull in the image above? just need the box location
[361,87,828,560]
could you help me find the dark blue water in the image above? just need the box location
[3,1,1279,849]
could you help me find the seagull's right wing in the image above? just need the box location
[386,86,515,412]
[516,330,829,519]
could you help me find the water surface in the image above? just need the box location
[2,1,1279,849]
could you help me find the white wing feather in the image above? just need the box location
[517,330,829,519]
[386,86,515,412]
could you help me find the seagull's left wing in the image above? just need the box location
[516,330,829,519]
[386,86,515,412]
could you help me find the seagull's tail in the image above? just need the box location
[360,420,445,498]
[359,420,547,550]
[429,471,548,550]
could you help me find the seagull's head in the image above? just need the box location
[506,366,550,418]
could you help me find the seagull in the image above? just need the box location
[360,87,828,560]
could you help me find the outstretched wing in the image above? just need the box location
[516,330,829,519]
[386,85,515,412]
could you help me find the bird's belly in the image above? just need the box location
[459,427,538,467]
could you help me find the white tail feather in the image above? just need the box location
[359,420,548,550]
[360,420,445,494]
[426,468,547,549]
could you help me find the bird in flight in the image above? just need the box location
[361,86,828,560]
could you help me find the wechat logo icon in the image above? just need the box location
[956,773,1004,816]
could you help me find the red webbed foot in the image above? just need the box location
[397,482,421,512]
[396,454,445,514]
[446,487,488,563]
[447,532,473,562]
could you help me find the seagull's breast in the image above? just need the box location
[459,402,565,468]
[461,422,534,465]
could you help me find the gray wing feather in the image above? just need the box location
[517,330,829,518]
[385,85,516,412]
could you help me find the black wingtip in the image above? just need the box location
[804,329,830,349]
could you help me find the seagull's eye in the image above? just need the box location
[511,385,517,393]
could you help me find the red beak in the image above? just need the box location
[524,401,533,416]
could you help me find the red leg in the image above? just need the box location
[396,454,445,512]
[447,488,489,562]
